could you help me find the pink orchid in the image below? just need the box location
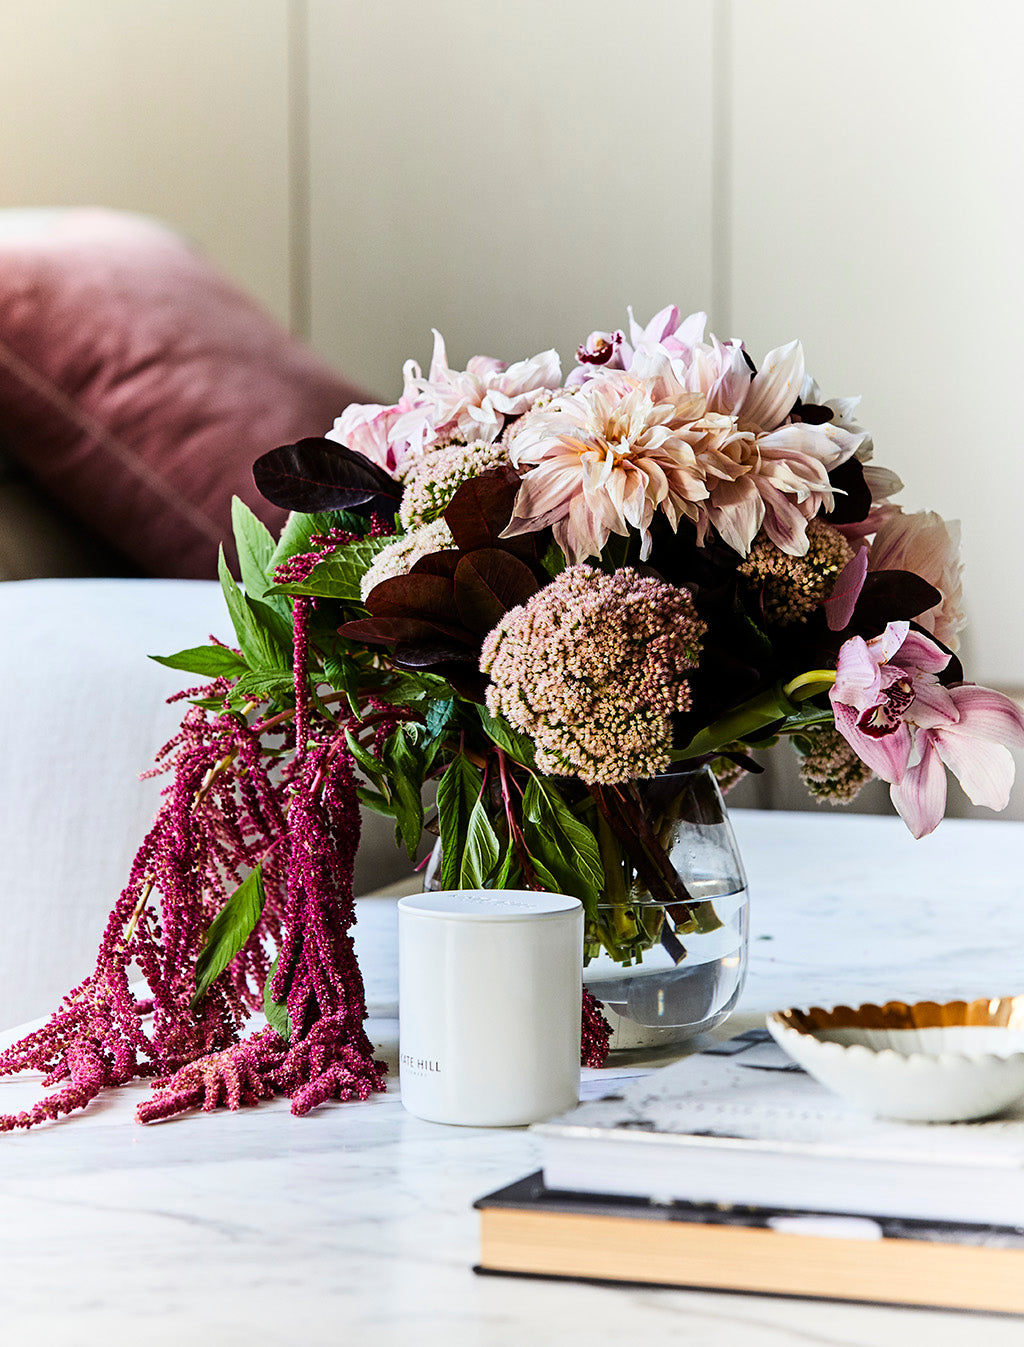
[566,307,707,387]
[830,622,1024,838]
[389,330,561,454]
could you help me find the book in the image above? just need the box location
[533,1028,1024,1226]
[474,1171,1024,1313]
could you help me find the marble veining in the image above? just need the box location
[1,810,1023,1345]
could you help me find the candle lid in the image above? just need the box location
[398,890,581,921]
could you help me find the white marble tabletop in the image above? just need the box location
[2,809,1024,1346]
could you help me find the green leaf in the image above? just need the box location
[425,697,459,745]
[490,839,518,890]
[149,644,247,677]
[476,707,535,766]
[231,496,285,613]
[268,509,367,574]
[437,754,483,890]
[345,729,388,790]
[356,786,398,818]
[272,537,393,602]
[539,538,567,579]
[525,849,562,895]
[191,867,266,1010]
[218,548,292,673]
[324,649,366,717]
[460,796,501,888]
[233,670,297,702]
[522,777,604,916]
[263,955,292,1044]
[382,723,426,858]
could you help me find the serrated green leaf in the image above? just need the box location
[272,537,393,602]
[268,509,368,574]
[460,796,501,888]
[191,867,266,1010]
[425,698,459,745]
[437,754,483,890]
[231,496,286,615]
[476,706,535,766]
[218,548,292,673]
[149,644,247,677]
[234,670,297,701]
[263,954,292,1044]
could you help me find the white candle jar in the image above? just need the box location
[397,890,583,1127]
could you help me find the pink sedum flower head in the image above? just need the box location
[389,330,561,457]
[481,564,706,784]
[502,372,708,563]
[830,622,1024,838]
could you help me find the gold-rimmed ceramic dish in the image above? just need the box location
[767,998,1024,1122]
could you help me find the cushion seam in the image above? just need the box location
[0,335,223,544]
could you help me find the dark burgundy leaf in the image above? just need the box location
[337,615,472,648]
[392,641,477,668]
[364,573,457,623]
[410,550,461,579]
[792,401,834,426]
[454,549,540,632]
[444,466,541,561]
[850,570,942,635]
[253,438,403,515]
[825,457,872,525]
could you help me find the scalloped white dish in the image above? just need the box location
[767,998,1024,1122]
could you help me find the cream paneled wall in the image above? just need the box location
[304,0,717,397]
[2,1,1021,696]
[726,0,1024,691]
[0,0,295,324]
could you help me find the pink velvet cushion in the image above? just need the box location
[0,209,369,578]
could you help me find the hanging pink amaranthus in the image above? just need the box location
[0,682,389,1130]
[138,730,387,1123]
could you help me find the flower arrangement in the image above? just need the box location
[2,304,1022,1130]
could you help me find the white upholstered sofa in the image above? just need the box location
[0,577,415,1028]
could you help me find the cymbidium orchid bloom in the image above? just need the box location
[830,622,1024,838]
[566,306,708,387]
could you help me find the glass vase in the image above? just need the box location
[581,767,748,1056]
[423,765,749,1059]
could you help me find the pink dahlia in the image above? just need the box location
[501,373,708,563]
[389,330,561,456]
[638,340,869,556]
[868,509,965,652]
